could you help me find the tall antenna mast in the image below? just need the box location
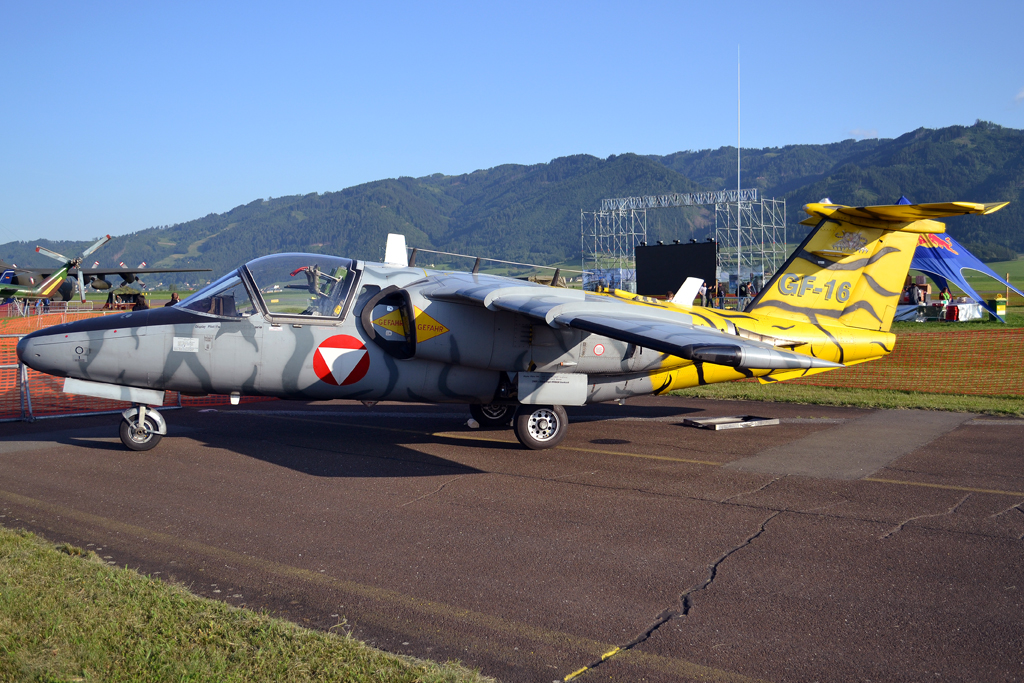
[736,46,741,299]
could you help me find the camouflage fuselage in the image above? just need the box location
[17,262,891,406]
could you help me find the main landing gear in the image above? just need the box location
[469,402,569,450]
[119,405,167,451]
[513,405,568,450]
[469,403,514,428]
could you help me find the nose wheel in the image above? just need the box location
[119,405,166,451]
[512,405,568,450]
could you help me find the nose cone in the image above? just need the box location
[16,328,67,376]
[15,334,30,364]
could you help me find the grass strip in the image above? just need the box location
[671,382,1024,417]
[0,527,493,683]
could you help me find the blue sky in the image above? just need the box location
[2,0,1022,242]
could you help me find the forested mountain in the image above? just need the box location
[3,121,1021,283]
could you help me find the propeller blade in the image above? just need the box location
[78,270,86,303]
[81,235,112,258]
[35,246,70,263]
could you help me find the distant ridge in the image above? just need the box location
[3,121,1021,282]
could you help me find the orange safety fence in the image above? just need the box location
[785,328,1024,397]
[1,312,275,421]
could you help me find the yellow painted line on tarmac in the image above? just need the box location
[565,646,622,681]
[0,488,761,683]
[432,431,520,445]
[253,413,428,436]
[434,431,722,466]
[237,413,723,466]
[863,478,1024,498]
[555,444,721,466]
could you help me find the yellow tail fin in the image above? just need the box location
[747,200,1008,332]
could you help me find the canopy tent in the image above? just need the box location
[909,233,1021,321]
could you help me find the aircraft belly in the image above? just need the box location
[586,374,657,403]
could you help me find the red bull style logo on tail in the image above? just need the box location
[917,234,959,255]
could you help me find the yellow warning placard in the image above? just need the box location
[372,306,448,342]
[413,306,448,342]
[372,308,407,335]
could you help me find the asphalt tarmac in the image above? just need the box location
[1,397,1022,682]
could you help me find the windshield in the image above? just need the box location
[178,271,257,318]
[244,253,358,318]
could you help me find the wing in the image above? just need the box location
[74,267,212,276]
[421,272,840,370]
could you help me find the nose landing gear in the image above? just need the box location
[119,405,167,451]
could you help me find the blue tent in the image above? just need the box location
[910,233,1022,321]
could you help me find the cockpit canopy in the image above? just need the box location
[179,253,359,322]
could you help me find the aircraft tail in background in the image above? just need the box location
[746,201,1008,332]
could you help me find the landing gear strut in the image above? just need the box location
[512,404,568,450]
[119,405,167,451]
[469,403,514,428]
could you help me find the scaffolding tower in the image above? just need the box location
[580,208,646,292]
[714,196,786,291]
[581,189,783,293]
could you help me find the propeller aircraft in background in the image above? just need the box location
[1,236,112,302]
[0,258,212,303]
[16,199,1008,451]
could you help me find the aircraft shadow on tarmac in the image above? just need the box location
[184,413,495,479]
[189,402,704,478]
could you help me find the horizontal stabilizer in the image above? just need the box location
[800,201,1009,228]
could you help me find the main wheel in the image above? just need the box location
[120,414,163,451]
[470,403,513,429]
[512,405,568,450]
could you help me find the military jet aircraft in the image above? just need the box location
[17,199,1007,451]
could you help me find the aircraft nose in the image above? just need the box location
[16,334,34,366]
[16,329,66,376]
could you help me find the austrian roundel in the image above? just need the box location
[313,335,370,386]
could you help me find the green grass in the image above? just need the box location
[0,527,493,683]
[890,306,1024,332]
[671,382,1024,417]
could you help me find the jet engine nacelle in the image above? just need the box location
[89,277,112,291]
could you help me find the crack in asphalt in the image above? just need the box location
[399,479,454,507]
[989,500,1024,519]
[563,511,780,681]
[205,430,1023,545]
[990,501,1024,540]
[719,476,782,503]
[881,494,972,539]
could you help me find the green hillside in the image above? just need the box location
[2,121,1021,284]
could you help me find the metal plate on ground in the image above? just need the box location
[683,415,779,430]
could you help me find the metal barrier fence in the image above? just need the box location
[786,328,1024,397]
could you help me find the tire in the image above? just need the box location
[470,403,513,429]
[512,405,568,450]
[120,414,163,451]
